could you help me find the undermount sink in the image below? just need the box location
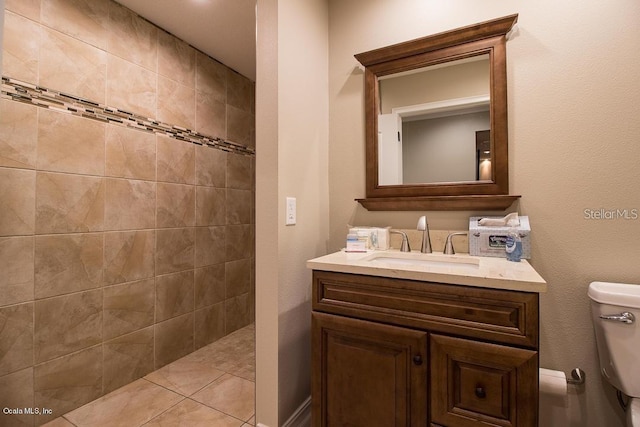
[362,251,480,269]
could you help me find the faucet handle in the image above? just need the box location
[443,232,467,255]
[390,230,411,252]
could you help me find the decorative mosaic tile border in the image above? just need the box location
[1,76,256,157]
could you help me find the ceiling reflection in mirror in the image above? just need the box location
[377,55,491,185]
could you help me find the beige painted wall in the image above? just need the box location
[256,0,329,425]
[255,0,279,424]
[0,1,4,74]
[328,0,640,426]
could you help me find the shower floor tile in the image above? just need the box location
[43,323,255,427]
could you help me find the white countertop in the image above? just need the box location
[306,250,547,293]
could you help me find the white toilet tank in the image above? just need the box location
[589,281,640,398]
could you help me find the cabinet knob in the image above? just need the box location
[475,386,486,399]
[412,355,423,365]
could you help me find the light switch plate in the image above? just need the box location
[286,197,296,225]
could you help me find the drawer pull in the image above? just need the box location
[413,355,423,366]
[475,386,486,399]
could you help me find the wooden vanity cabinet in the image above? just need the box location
[312,313,428,427]
[311,270,539,427]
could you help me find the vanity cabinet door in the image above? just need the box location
[430,334,538,427]
[312,312,428,427]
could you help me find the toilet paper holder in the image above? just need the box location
[566,368,586,386]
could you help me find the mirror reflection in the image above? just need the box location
[378,55,491,185]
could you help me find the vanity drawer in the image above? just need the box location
[429,334,538,427]
[312,271,538,348]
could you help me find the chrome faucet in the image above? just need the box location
[390,230,411,252]
[417,216,432,253]
[443,232,467,255]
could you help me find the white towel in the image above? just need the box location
[478,212,519,227]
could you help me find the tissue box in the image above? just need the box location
[348,226,391,250]
[468,216,531,259]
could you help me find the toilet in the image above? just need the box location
[589,281,640,426]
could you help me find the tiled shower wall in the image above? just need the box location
[0,0,255,425]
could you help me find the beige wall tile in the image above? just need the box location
[195,303,225,349]
[225,225,254,262]
[103,279,154,340]
[195,145,226,187]
[40,27,107,103]
[249,294,255,328]
[41,0,109,50]
[227,70,253,113]
[196,52,226,102]
[34,233,104,299]
[0,237,34,307]
[0,167,35,236]
[107,55,157,118]
[227,105,254,148]
[34,345,103,425]
[250,188,255,224]
[0,98,38,169]
[35,172,104,234]
[155,228,195,275]
[104,178,155,231]
[2,11,40,83]
[195,91,226,139]
[156,270,195,322]
[157,136,195,184]
[158,30,196,88]
[34,290,102,363]
[155,313,194,369]
[195,226,225,268]
[195,264,225,309]
[6,0,41,20]
[157,76,195,130]
[0,303,34,377]
[104,230,155,285]
[225,293,252,334]
[157,183,196,228]
[37,108,105,175]
[0,0,256,418]
[226,189,252,225]
[103,327,154,394]
[0,368,34,427]
[107,2,157,71]
[226,259,251,299]
[105,125,156,181]
[226,153,253,190]
[196,186,226,226]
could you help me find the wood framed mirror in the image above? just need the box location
[355,14,520,211]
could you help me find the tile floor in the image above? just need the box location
[43,324,255,427]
